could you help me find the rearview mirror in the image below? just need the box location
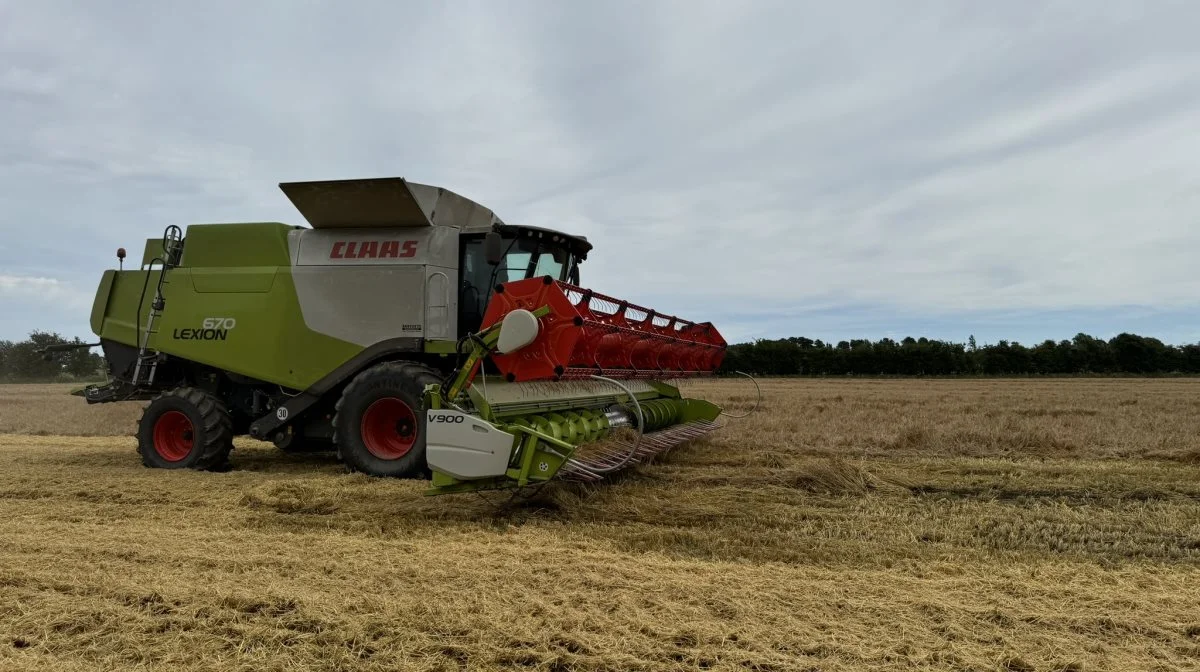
[496,309,540,354]
[484,232,504,266]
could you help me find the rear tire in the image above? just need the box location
[333,361,439,478]
[137,387,233,470]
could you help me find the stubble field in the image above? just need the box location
[0,378,1199,671]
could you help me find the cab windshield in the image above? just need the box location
[495,236,573,283]
[458,233,580,336]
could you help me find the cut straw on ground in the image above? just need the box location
[1,378,1199,671]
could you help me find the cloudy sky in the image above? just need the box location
[3,1,1199,346]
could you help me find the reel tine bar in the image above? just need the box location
[558,420,720,482]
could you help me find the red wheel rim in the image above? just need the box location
[361,397,418,459]
[153,410,194,462]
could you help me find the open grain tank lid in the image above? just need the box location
[278,176,434,228]
[281,177,554,236]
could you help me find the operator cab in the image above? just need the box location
[458,225,591,337]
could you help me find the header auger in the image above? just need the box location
[80,177,736,495]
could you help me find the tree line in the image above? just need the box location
[0,331,106,383]
[4,329,1200,382]
[718,333,1200,376]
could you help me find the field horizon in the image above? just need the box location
[1,379,1199,671]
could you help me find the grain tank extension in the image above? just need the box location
[83,177,729,495]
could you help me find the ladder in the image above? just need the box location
[131,225,184,386]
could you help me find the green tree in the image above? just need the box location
[715,331,1197,377]
[0,331,104,382]
[1110,333,1170,373]
[62,337,104,378]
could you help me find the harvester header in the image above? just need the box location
[77,176,737,496]
[481,277,727,382]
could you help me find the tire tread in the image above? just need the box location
[137,386,234,470]
[332,360,440,477]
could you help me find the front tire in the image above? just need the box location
[137,387,233,470]
[333,361,440,477]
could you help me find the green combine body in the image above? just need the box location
[93,223,366,392]
[80,177,728,495]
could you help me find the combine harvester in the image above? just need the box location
[79,178,735,495]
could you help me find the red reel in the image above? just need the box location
[480,277,727,382]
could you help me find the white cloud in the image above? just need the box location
[0,275,60,293]
[1,1,1199,344]
[0,274,91,311]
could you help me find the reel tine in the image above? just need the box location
[555,421,721,481]
[562,460,605,481]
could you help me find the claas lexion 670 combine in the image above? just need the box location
[79,177,732,495]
